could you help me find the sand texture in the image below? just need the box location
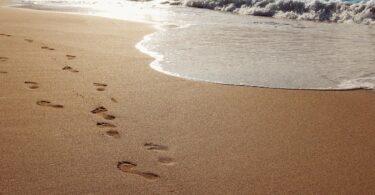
[0,6,374,194]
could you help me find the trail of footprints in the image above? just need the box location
[4,34,175,181]
[4,36,74,109]
[1,35,10,72]
[0,33,12,74]
[0,35,10,73]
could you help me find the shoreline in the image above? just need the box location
[6,2,375,91]
[1,6,374,194]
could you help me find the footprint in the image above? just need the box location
[62,66,79,73]
[117,161,160,180]
[158,156,175,165]
[144,143,175,165]
[0,57,8,62]
[41,46,55,51]
[24,81,39,89]
[117,161,137,172]
[66,55,76,60]
[97,122,116,128]
[93,83,107,91]
[24,39,34,43]
[91,106,108,114]
[105,130,120,138]
[0,71,7,74]
[91,106,116,120]
[144,143,169,151]
[36,100,64,108]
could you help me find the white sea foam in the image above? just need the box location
[338,76,375,89]
[175,0,375,24]
[137,7,375,90]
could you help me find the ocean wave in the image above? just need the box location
[165,0,375,24]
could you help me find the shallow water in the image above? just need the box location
[10,0,375,90]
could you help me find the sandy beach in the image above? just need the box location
[0,6,374,194]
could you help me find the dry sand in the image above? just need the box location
[0,6,374,194]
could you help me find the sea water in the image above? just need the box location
[10,0,375,90]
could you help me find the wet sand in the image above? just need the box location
[0,6,374,194]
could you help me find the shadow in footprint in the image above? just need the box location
[24,81,39,89]
[0,57,8,62]
[97,122,116,128]
[144,143,169,151]
[66,55,76,60]
[41,46,55,51]
[62,66,79,73]
[117,161,160,180]
[105,130,120,138]
[24,39,34,43]
[0,71,7,74]
[36,100,64,108]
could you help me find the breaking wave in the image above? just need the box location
[167,0,375,24]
